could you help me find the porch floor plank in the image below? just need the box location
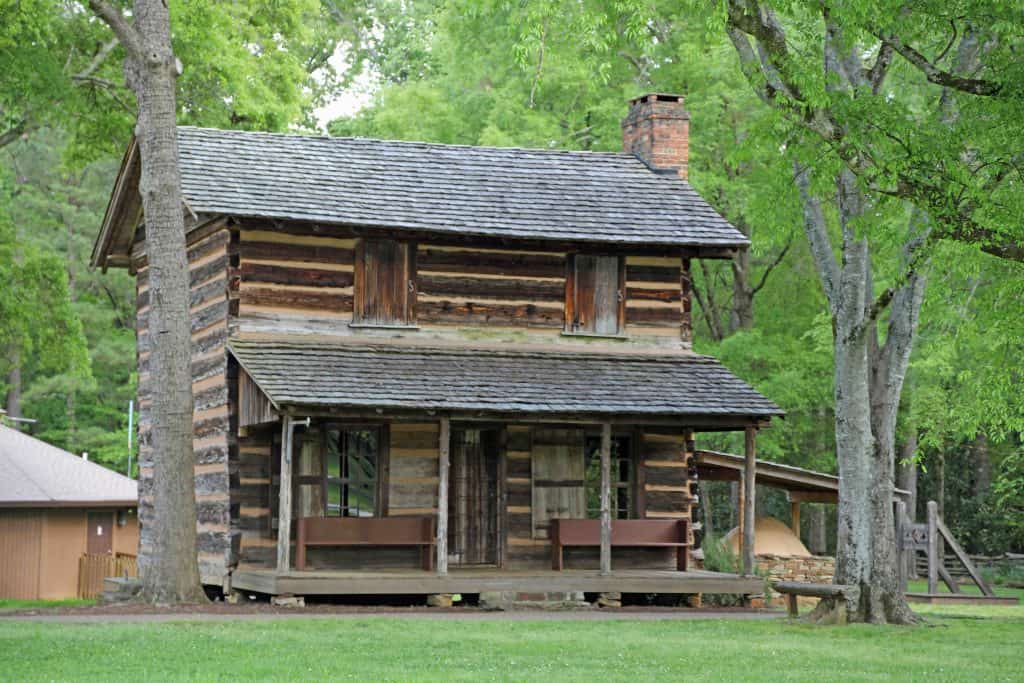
[230,568,763,596]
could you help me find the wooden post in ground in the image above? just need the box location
[436,417,451,576]
[742,426,757,576]
[894,499,907,591]
[599,422,612,576]
[926,500,938,595]
[276,415,294,573]
[790,500,801,538]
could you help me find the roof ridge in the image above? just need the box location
[177,125,640,160]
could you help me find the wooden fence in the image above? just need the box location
[77,553,137,599]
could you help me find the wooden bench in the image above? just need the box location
[773,581,857,620]
[295,516,435,571]
[550,519,690,571]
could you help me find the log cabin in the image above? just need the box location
[91,93,783,602]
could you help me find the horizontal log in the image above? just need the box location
[644,489,695,512]
[196,470,230,496]
[242,240,354,265]
[644,466,688,488]
[196,500,231,526]
[626,264,679,283]
[196,443,230,466]
[625,306,679,325]
[239,286,353,312]
[418,300,562,327]
[627,286,680,303]
[240,262,354,289]
[773,581,855,598]
[418,274,563,302]
[418,248,564,278]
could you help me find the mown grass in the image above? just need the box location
[1,591,1021,683]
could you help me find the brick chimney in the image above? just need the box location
[622,93,690,178]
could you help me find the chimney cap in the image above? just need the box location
[629,93,685,106]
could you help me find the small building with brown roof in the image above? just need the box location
[0,424,138,600]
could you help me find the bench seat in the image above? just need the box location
[295,516,435,571]
[550,519,690,571]
[773,581,856,618]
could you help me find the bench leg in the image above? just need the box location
[676,547,688,572]
[552,541,563,571]
[423,546,434,572]
[787,594,799,618]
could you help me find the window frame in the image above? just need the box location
[564,253,626,336]
[352,238,418,328]
[321,423,389,518]
[583,433,638,520]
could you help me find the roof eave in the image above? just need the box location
[90,138,140,272]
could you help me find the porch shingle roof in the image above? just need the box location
[227,338,782,420]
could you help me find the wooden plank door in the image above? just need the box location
[571,255,623,335]
[86,512,114,555]
[448,428,500,565]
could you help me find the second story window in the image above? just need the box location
[565,254,624,335]
[353,238,416,326]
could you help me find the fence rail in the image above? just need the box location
[915,552,1023,577]
[77,553,137,599]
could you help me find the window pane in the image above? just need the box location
[584,436,631,519]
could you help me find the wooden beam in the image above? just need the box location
[927,500,938,595]
[742,427,756,576]
[276,415,294,572]
[790,500,801,537]
[936,513,995,597]
[599,422,612,576]
[436,416,451,576]
[786,490,839,504]
[894,499,907,591]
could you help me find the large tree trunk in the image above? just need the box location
[797,167,920,624]
[90,0,204,603]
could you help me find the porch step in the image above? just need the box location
[479,590,590,610]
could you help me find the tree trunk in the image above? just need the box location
[90,0,204,603]
[700,480,714,538]
[730,246,754,333]
[797,167,919,625]
[808,505,827,555]
[972,433,991,499]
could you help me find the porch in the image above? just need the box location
[230,567,763,597]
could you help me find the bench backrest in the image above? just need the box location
[298,516,434,545]
[552,518,687,545]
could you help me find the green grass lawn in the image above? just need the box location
[0,593,1021,682]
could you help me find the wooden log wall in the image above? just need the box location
[640,428,697,554]
[229,223,687,341]
[135,225,234,584]
[233,424,276,569]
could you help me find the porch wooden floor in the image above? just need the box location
[230,568,764,596]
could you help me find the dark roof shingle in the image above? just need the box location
[227,338,782,419]
[177,127,748,248]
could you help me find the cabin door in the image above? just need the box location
[448,428,501,566]
[86,512,114,555]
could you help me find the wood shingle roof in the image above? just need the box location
[176,126,747,247]
[227,337,782,421]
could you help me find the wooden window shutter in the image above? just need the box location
[354,239,416,325]
[566,254,624,334]
[531,428,585,539]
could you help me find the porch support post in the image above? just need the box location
[600,422,612,576]
[741,426,756,576]
[790,500,801,537]
[436,416,450,575]
[276,414,294,572]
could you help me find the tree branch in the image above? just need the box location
[74,38,119,80]
[875,31,1002,96]
[87,0,143,62]
[750,237,793,296]
[793,162,840,310]
[866,40,895,95]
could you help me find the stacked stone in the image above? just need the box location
[756,554,835,585]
